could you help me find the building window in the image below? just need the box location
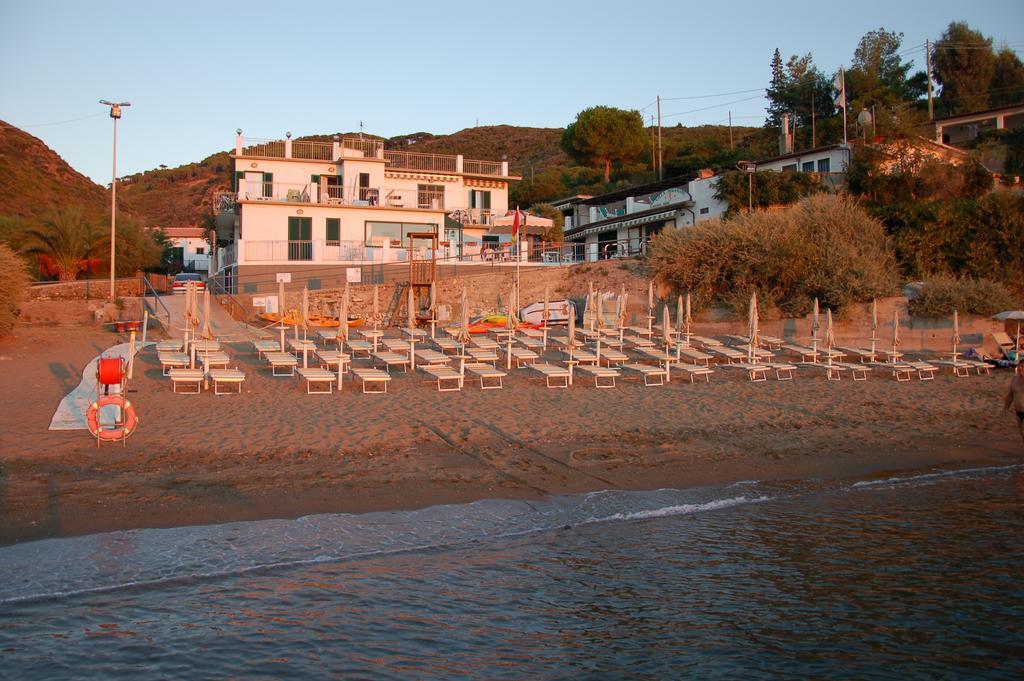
[364,221,437,246]
[287,216,312,260]
[418,184,444,210]
[802,161,814,172]
[699,207,709,215]
[817,158,831,172]
[782,164,798,172]
[195,247,205,255]
[326,218,340,244]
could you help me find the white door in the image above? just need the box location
[245,172,263,200]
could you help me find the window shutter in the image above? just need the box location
[482,191,491,210]
[263,172,274,198]
[288,216,300,241]
[233,171,244,191]
[326,218,340,242]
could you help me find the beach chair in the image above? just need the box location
[415,349,450,367]
[707,346,746,364]
[507,346,539,368]
[724,362,771,382]
[346,339,374,358]
[576,364,620,388]
[673,363,715,383]
[467,347,499,366]
[797,361,847,381]
[208,368,246,395]
[517,335,544,350]
[434,336,461,354]
[253,339,280,359]
[464,362,506,389]
[781,344,821,362]
[929,359,971,378]
[869,361,915,382]
[621,363,668,386]
[383,338,411,353]
[627,336,656,349]
[317,329,339,343]
[421,365,463,392]
[961,359,992,375]
[287,338,317,358]
[265,351,298,376]
[595,347,629,366]
[690,335,722,347]
[471,337,500,350]
[563,349,599,366]
[199,351,231,371]
[835,346,877,363]
[156,339,182,353]
[315,349,351,374]
[677,347,714,366]
[529,363,572,388]
[906,361,939,380]
[352,367,391,393]
[759,335,784,350]
[372,351,411,373]
[168,367,205,393]
[158,351,190,376]
[297,367,338,394]
[993,332,1017,358]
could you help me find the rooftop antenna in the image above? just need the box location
[359,120,364,142]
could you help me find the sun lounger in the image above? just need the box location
[253,339,280,358]
[168,367,205,393]
[929,359,971,377]
[317,329,339,342]
[781,344,821,362]
[415,349,450,367]
[434,337,462,354]
[626,326,652,338]
[707,346,745,363]
[673,363,715,383]
[563,349,599,366]
[352,367,391,393]
[530,363,571,388]
[471,337,500,350]
[517,335,544,350]
[760,335,784,350]
[265,351,298,376]
[576,364,620,388]
[835,346,877,363]
[724,362,771,382]
[594,348,629,366]
[421,365,463,392]
[797,361,847,381]
[621,363,668,386]
[467,347,499,365]
[346,340,373,358]
[690,335,722,347]
[961,359,992,375]
[315,349,350,373]
[993,332,1017,358]
[906,361,939,380]
[677,348,714,365]
[207,368,245,395]
[158,352,190,375]
[190,340,221,354]
[869,362,915,382]
[287,338,318,357]
[464,362,506,389]
[627,336,656,348]
[507,346,539,367]
[156,339,182,353]
[372,351,411,373]
[383,338,411,352]
[200,351,231,371]
[297,367,338,393]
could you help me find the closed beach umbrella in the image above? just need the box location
[408,286,416,329]
[619,290,629,331]
[542,285,550,350]
[300,288,310,366]
[676,294,685,338]
[952,309,961,362]
[870,298,878,359]
[892,309,901,361]
[747,291,759,363]
[201,287,213,341]
[648,281,655,332]
[825,308,836,367]
[429,281,437,338]
[811,298,820,360]
[567,299,577,353]
[662,304,672,351]
[372,284,380,330]
[506,282,516,369]
[685,292,693,344]
[588,281,596,331]
[458,286,470,347]
[277,280,286,351]
[508,281,519,327]
[341,280,350,343]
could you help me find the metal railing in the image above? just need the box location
[291,140,333,160]
[340,137,384,157]
[237,183,444,210]
[384,150,458,173]
[463,159,502,175]
[214,191,237,214]
[245,239,369,263]
[241,139,286,157]
[206,276,255,327]
[140,273,172,326]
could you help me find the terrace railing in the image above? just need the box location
[384,150,458,173]
[462,159,502,175]
[291,140,334,160]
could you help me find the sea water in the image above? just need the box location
[1,462,1022,679]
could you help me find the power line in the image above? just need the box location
[0,112,106,129]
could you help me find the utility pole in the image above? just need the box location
[811,94,816,148]
[650,115,656,171]
[925,39,935,120]
[655,96,663,180]
[728,111,734,150]
[100,99,130,301]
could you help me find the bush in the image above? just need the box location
[646,194,899,316]
[908,274,1016,318]
[0,243,31,335]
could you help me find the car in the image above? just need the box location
[171,273,206,294]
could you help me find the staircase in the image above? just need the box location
[384,282,407,328]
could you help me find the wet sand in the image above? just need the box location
[0,326,1019,545]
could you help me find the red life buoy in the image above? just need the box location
[86,395,138,443]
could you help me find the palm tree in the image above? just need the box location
[21,208,106,281]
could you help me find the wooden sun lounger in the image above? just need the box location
[517,335,544,350]
[708,346,745,363]
[253,339,280,358]
[208,368,245,395]
[315,349,351,373]
[156,339,183,353]
[725,362,771,382]
[168,368,205,393]
[673,363,715,383]
[960,359,992,375]
[690,335,722,347]
[415,349,450,367]
[464,362,506,389]
[297,367,338,394]
[576,364,620,388]
[835,346,877,363]
[158,352,190,375]
[677,348,714,365]
[626,326,652,338]
[906,361,939,380]
[471,337,500,350]
[781,344,819,362]
[628,336,656,348]
[508,346,539,367]
[346,340,373,358]
[265,351,298,376]
[563,350,599,366]
[759,335,784,350]
[352,367,391,393]
[621,363,667,386]
[594,348,629,366]
[869,361,916,382]
[383,338,411,352]
[929,359,971,377]
[200,351,231,371]
[421,365,463,392]
[530,363,571,388]
[372,351,411,373]
[797,361,847,381]
[317,329,339,342]
[434,337,461,354]
[467,348,499,365]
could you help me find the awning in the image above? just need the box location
[569,209,679,239]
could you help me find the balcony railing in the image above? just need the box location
[244,240,370,263]
[384,150,458,173]
[291,141,333,160]
[462,159,502,175]
[236,182,444,210]
[241,139,285,157]
[214,191,237,214]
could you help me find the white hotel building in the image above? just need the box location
[212,131,517,294]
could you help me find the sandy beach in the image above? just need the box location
[0,325,1019,546]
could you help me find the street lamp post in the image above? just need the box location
[736,161,756,212]
[100,99,130,301]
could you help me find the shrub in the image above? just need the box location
[908,274,1016,318]
[0,243,31,335]
[646,194,899,316]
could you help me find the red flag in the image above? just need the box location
[511,206,520,243]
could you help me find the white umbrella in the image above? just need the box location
[429,281,437,338]
[993,310,1024,363]
[676,294,684,339]
[811,298,820,362]
[341,280,351,344]
[457,286,470,347]
[408,287,417,370]
[300,288,310,367]
[952,309,961,364]
[892,309,901,362]
[748,291,759,364]
[542,285,550,351]
[201,287,213,341]
[506,282,516,370]
[661,304,672,351]
[408,285,416,330]
[870,298,878,360]
[825,308,836,367]
[647,281,655,333]
[595,290,604,366]
[567,298,577,385]
[588,281,596,331]
[685,292,693,345]
[277,280,286,352]
[372,284,380,331]
[619,289,629,347]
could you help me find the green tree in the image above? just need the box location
[527,203,564,242]
[20,207,105,281]
[114,214,167,275]
[933,22,996,115]
[765,50,835,145]
[0,243,31,335]
[990,47,1024,107]
[561,106,649,183]
[846,28,915,112]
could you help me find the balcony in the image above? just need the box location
[234,133,510,177]
[235,182,445,211]
[243,239,424,264]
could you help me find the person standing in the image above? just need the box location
[1006,362,1024,447]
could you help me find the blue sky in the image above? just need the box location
[1,0,1021,184]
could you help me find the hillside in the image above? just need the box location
[119,151,232,230]
[0,121,111,228]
